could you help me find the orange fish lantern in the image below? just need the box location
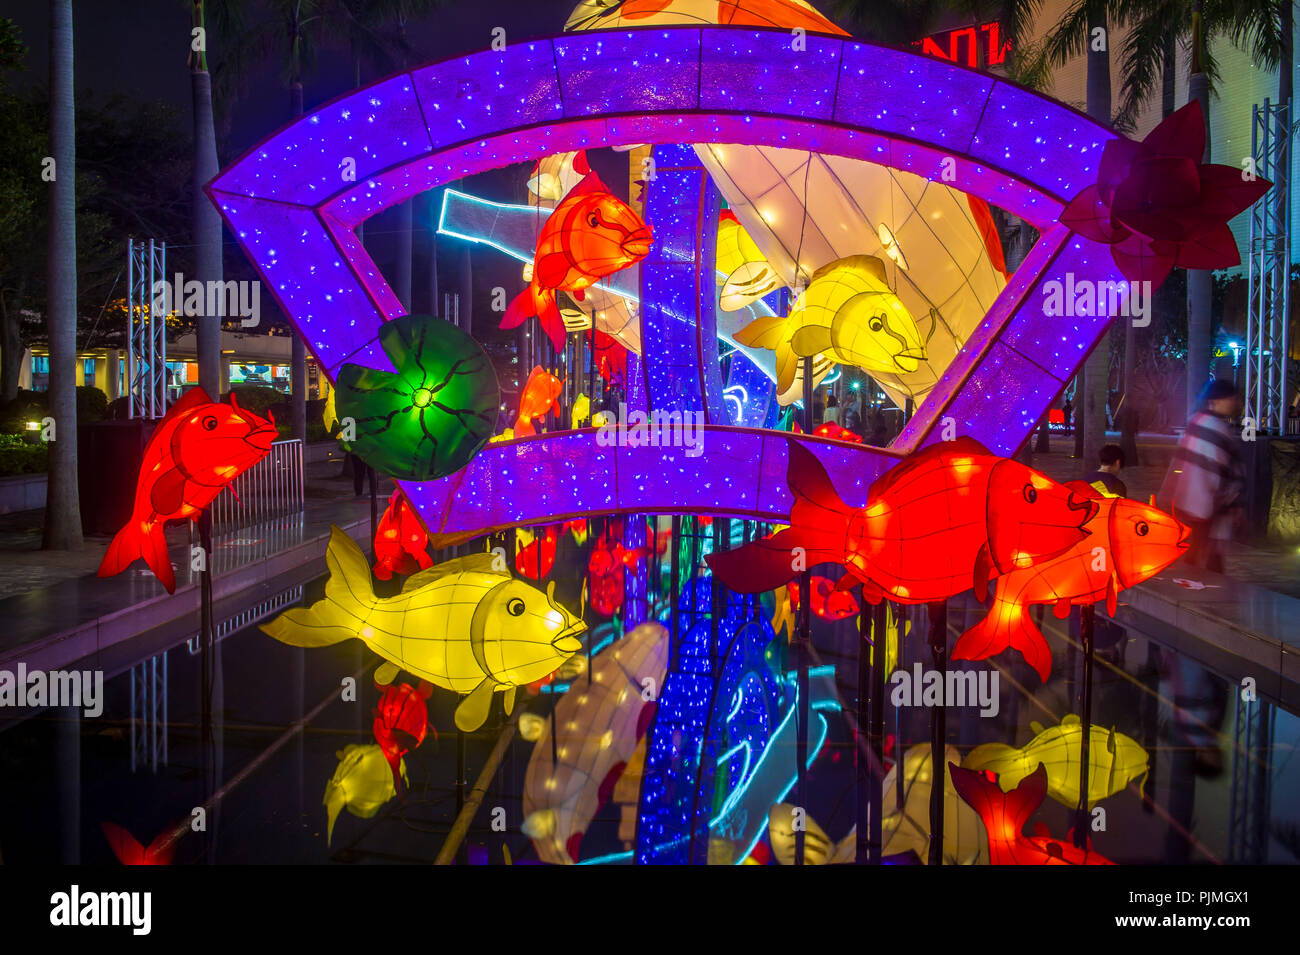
[587,519,652,617]
[949,763,1114,865]
[501,187,653,352]
[789,574,860,621]
[706,438,1097,605]
[953,484,1188,680]
[101,822,176,866]
[514,365,565,436]
[373,681,433,785]
[516,525,560,580]
[97,387,277,593]
[373,490,433,581]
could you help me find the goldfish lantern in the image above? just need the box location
[949,763,1114,865]
[500,187,653,352]
[734,256,927,396]
[881,745,988,864]
[953,483,1188,680]
[962,716,1149,810]
[101,822,176,865]
[372,681,433,785]
[707,438,1096,606]
[97,388,277,593]
[767,804,856,865]
[516,525,560,579]
[373,490,433,580]
[514,366,564,436]
[324,743,406,845]
[527,150,592,207]
[335,314,499,481]
[262,527,587,732]
[716,210,781,311]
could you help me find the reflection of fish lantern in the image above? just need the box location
[324,744,405,845]
[262,527,587,732]
[587,519,652,617]
[501,189,652,352]
[953,485,1188,680]
[882,745,988,864]
[962,716,1149,810]
[101,822,176,865]
[565,0,847,32]
[373,681,433,785]
[788,574,860,621]
[335,314,499,481]
[707,438,1097,606]
[516,525,559,580]
[97,387,277,593]
[717,210,781,311]
[734,256,926,395]
[950,763,1114,865]
[372,490,432,581]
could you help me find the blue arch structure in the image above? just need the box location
[209,26,1124,534]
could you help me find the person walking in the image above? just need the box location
[1157,380,1245,573]
[821,392,841,425]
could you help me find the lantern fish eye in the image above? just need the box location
[1022,484,1037,503]
[201,415,219,431]
[869,316,884,332]
[507,597,526,616]
[1135,521,1149,536]
[586,212,599,228]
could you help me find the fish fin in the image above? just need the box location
[535,251,572,290]
[455,678,496,733]
[1053,598,1072,619]
[260,606,354,648]
[374,661,400,686]
[952,592,1052,682]
[150,468,188,515]
[262,527,373,646]
[973,542,994,602]
[535,290,568,352]
[404,552,507,591]
[949,762,1047,856]
[733,314,789,351]
[790,324,833,357]
[859,578,886,604]
[503,685,517,716]
[101,822,146,866]
[572,287,585,302]
[98,517,175,593]
[833,572,857,592]
[324,786,346,846]
[500,286,537,331]
[775,345,799,394]
[1029,720,1045,734]
[1106,570,1120,616]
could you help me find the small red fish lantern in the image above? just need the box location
[588,329,628,386]
[101,822,175,865]
[587,519,652,617]
[373,681,433,785]
[97,388,277,593]
[500,188,653,351]
[949,763,1113,865]
[953,483,1188,680]
[793,421,863,445]
[514,366,565,436]
[516,525,560,580]
[707,438,1096,605]
[789,575,861,621]
[373,490,433,580]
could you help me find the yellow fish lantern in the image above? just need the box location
[767,804,856,865]
[261,526,587,732]
[717,211,781,311]
[882,744,988,864]
[571,393,591,429]
[734,255,926,395]
[323,744,406,845]
[961,715,1149,810]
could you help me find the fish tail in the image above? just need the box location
[949,762,1047,863]
[706,442,852,593]
[500,284,538,331]
[260,526,375,647]
[535,290,567,352]
[98,518,174,593]
[953,597,1052,682]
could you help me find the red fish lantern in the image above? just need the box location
[789,574,861,621]
[707,438,1096,605]
[501,186,653,351]
[587,519,652,617]
[101,822,175,865]
[792,421,864,444]
[373,490,433,580]
[949,763,1114,865]
[953,483,1188,680]
[516,525,560,580]
[373,681,433,785]
[514,366,565,436]
[589,328,628,386]
[97,388,277,593]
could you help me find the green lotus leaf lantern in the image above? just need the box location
[335,314,499,481]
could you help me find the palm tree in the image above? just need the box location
[191,0,223,399]
[43,0,81,550]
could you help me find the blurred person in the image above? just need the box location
[822,392,840,425]
[1084,443,1128,497]
[1157,380,1245,573]
[1062,397,1073,432]
[842,407,862,437]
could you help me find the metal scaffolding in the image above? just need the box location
[127,237,168,419]
[129,652,168,774]
[1227,693,1273,863]
[1245,99,1293,435]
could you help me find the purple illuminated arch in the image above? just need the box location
[208,26,1123,537]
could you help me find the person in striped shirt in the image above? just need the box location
[1157,380,1245,573]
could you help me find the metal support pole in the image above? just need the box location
[856,596,871,864]
[1074,605,1096,849]
[794,355,813,866]
[869,601,886,863]
[927,600,947,865]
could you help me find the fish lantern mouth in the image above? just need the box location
[1067,491,1099,527]
[1176,521,1192,549]
[621,228,653,258]
[551,619,587,655]
[893,347,927,372]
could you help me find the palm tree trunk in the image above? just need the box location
[290,78,307,441]
[192,1,222,398]
[1185,3,1212,415]
[43,0,82,550]
[1081,3,1112,468]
